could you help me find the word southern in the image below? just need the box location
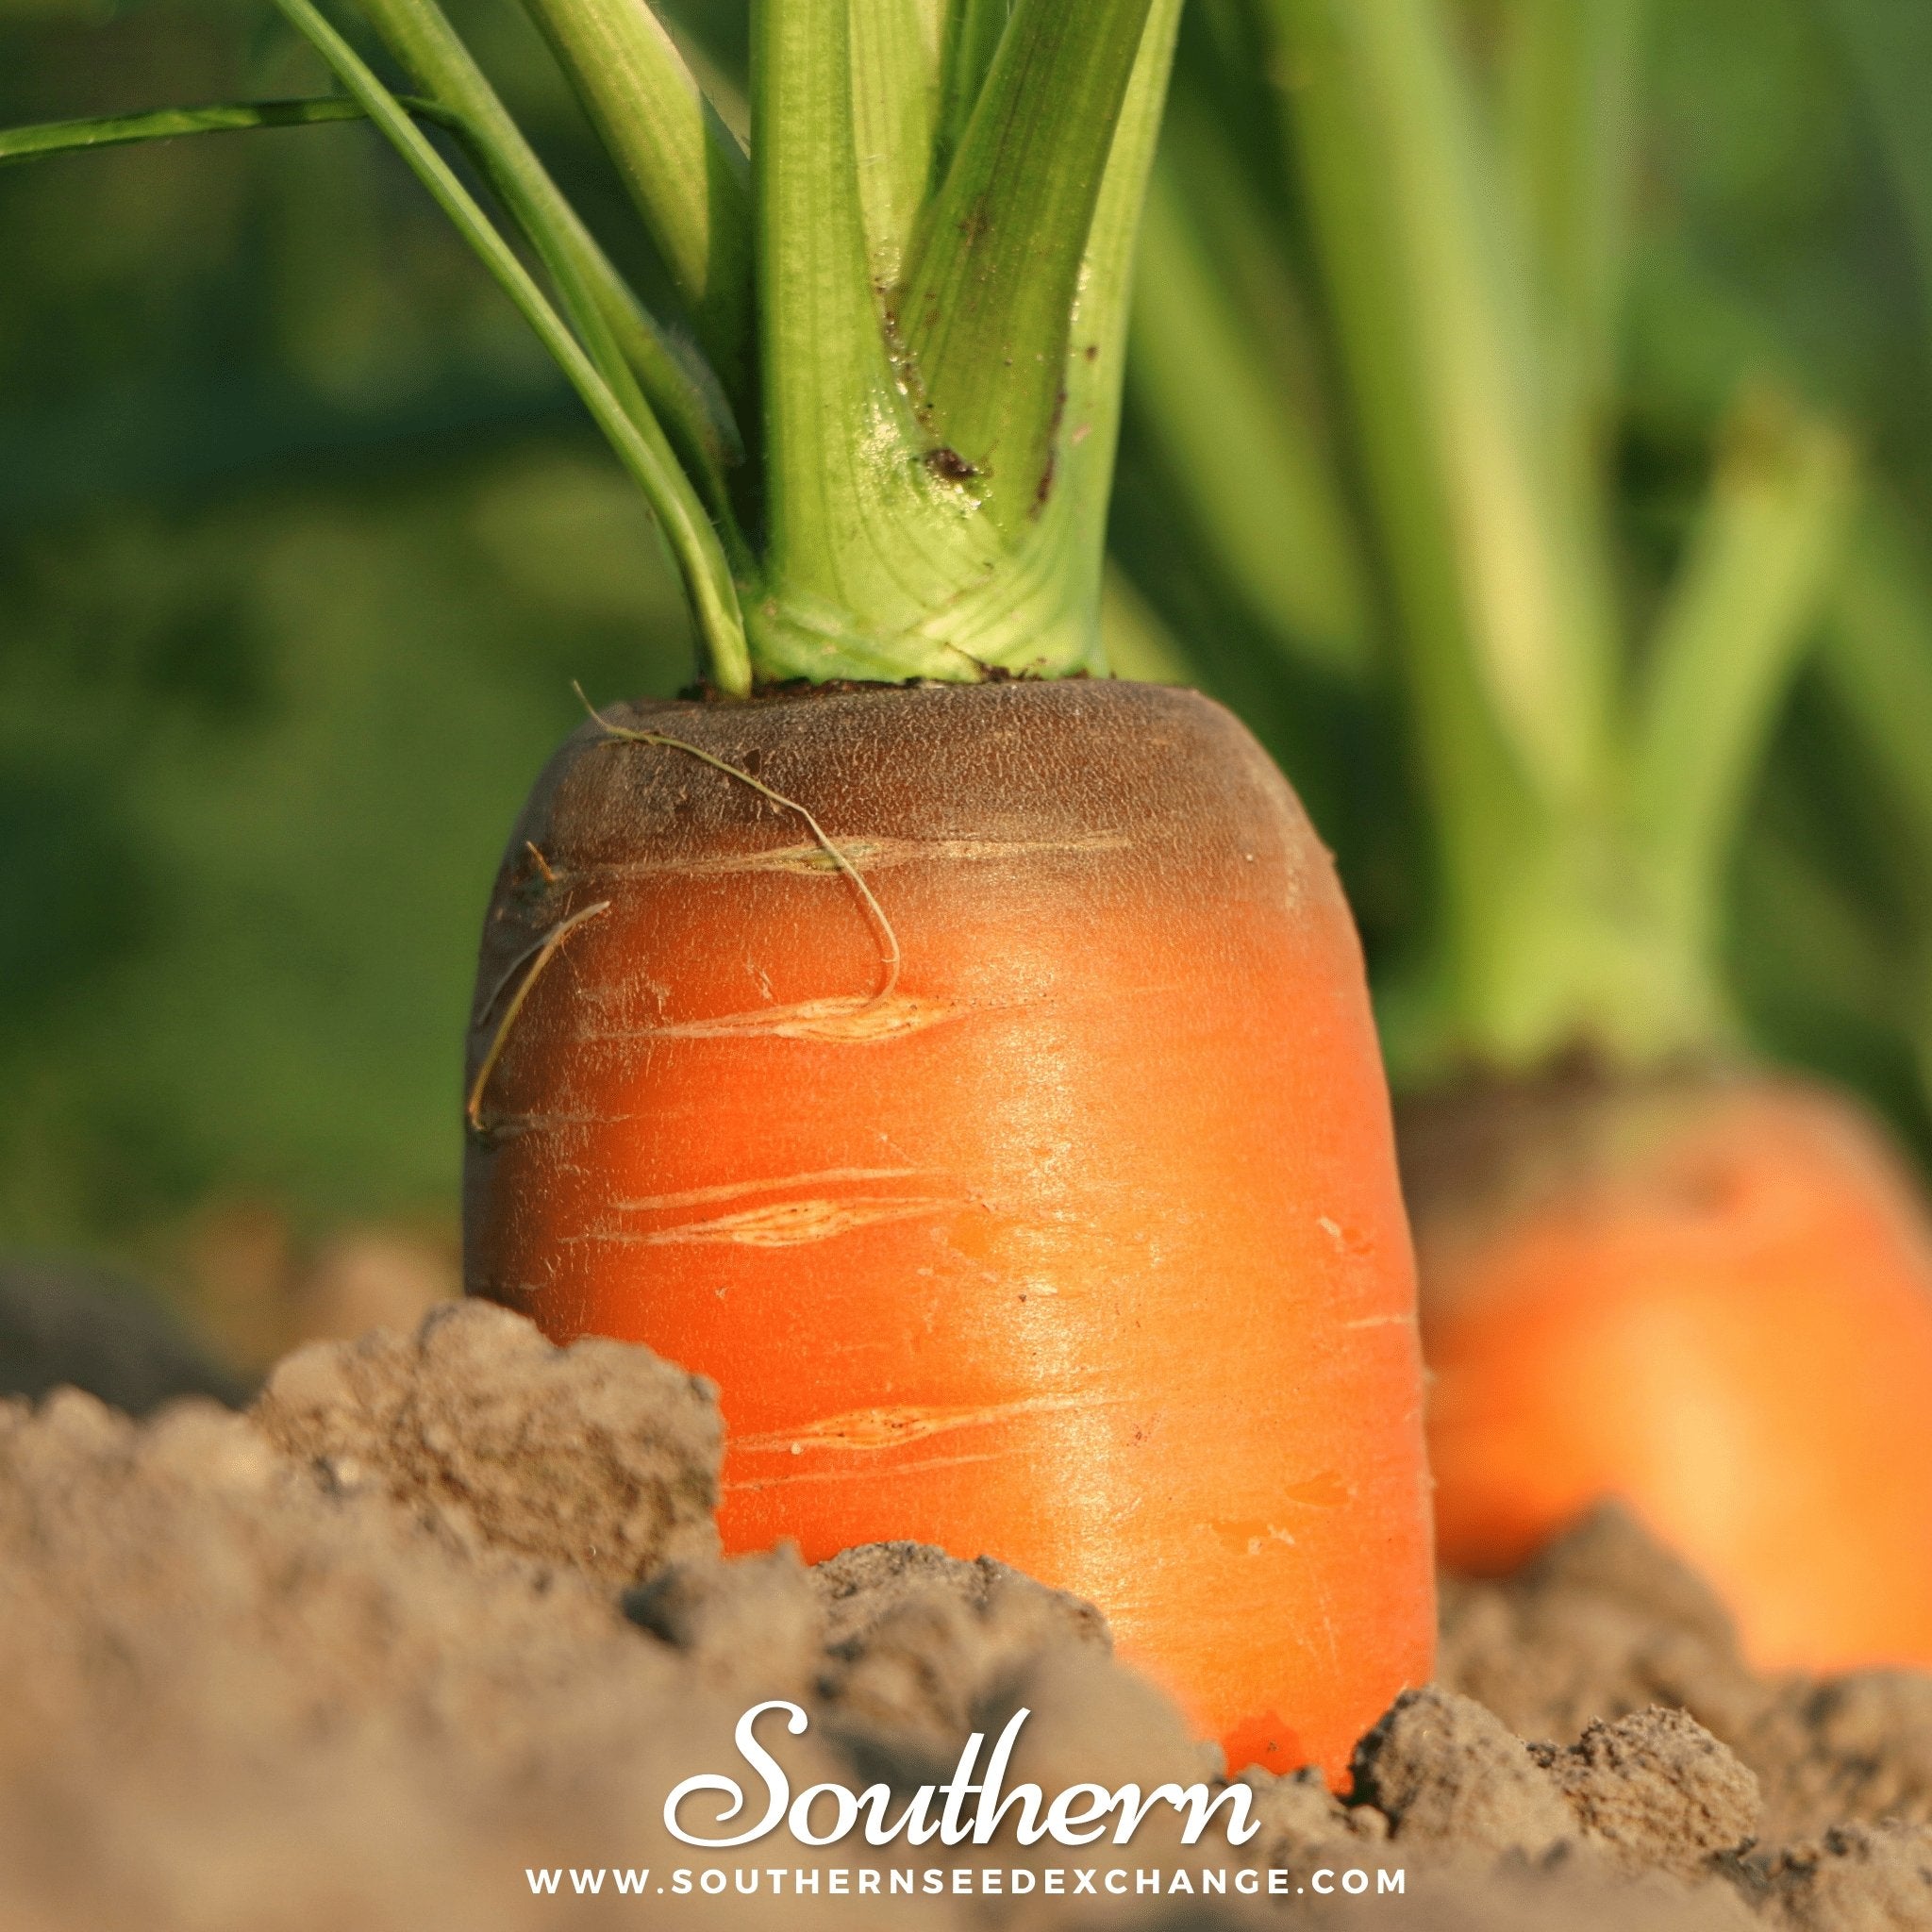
[665,1702,1261,1851]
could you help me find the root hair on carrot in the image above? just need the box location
[465,898,612,1133]
[572,683,901,1005]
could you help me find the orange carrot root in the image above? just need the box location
[464,680,1436,1780]
[1407,1072,1932,1672]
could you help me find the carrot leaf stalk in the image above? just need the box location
[1630,392,1857,982]
[748,0,1183,683]
[513,0,753,399]
[0,95,449,163]
[1492,0,1645,490]
[268,0,755,695]
[898,0,1158,535]
[338,0,746,511]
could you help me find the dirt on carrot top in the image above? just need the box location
[0,1302,1927,1930]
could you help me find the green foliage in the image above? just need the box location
[0,1,694,1260]
[5,0,1177,690]
[1117,0,1903,1091]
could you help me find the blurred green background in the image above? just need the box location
[6,0,1932,1360]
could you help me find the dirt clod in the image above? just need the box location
[1441,1504,1932,1847]
[1351,1685,1576,1857]
[1532,1707,1762,1877]
[252,1299,720,1584]
[1752,1823,1932,1929]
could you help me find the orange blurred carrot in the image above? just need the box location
[1407,1074,1932,1670]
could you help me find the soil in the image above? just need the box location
[2,1302,1927,1930]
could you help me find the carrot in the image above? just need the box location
[1405,1074,1932,1669]
[465,679,1434,1779]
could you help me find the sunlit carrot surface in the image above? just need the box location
[466,678,1435,1781]
[1408,1074,1932,1672]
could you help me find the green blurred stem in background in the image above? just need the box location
[1126,0,1857,1086]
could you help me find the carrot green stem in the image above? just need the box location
[1220,0,1858,1079]
[0,95,450,165]
[1030,0,1184,647]
[270,0,753,694]
[1629,391,1857,974]
[899,0,1157,535]
[1271,0,1616,817]
[1494,0,1645,485]
[848,1,949,291]
[513,0,753,397]
[747,0,997,681]
[349,0,744,510]
[935,1,1011,182]
[744,0,1177,684]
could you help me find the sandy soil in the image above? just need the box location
[1,1302,1927,1929]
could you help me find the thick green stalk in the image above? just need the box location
[0,95,451,164]
[745,0,1173,682]
[748,0,1006,680]
[1129,140,1373,680]
[850,0,948,289]
[934,0,1010,177]
[270,0,751,693]
[898,0,1157,532]
[1269,0,1614,816]
[515,0,753,391]
[926,0,1181,672]
[352,0,743,509]
[1629,391,1856,968]
[1495,0,1644,485]
[1031,0,1179,567]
